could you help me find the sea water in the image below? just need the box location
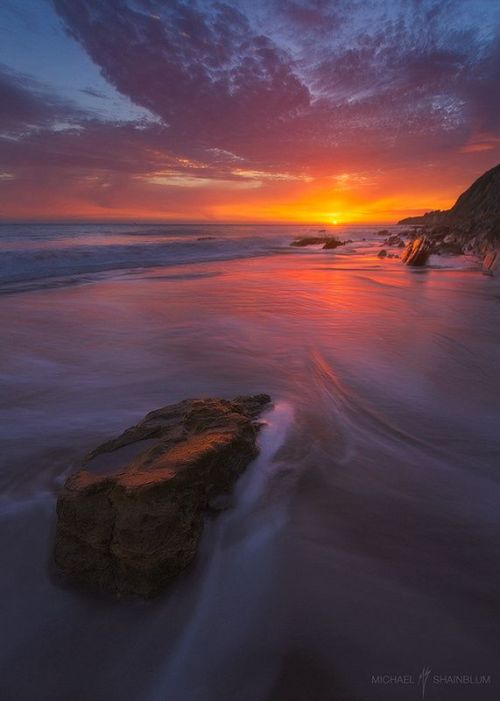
[0,223,498,700]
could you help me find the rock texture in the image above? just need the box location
[55,394,271,598]
[290,236,348,248]
[401,237,432,266]
[322,238,346,249]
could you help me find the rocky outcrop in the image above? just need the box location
[401,237,432,266]
[397,163,500,227]
[446,164,500,223]
[290,236,329,246]
[54,394,271,598]
[323,238,348,249]
[290,236,350,249]
[398,210,446,227]
[396,164,500,272]
[383,233,406,247]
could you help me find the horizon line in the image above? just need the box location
[0,218,401,227]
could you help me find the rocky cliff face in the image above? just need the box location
[397,165,500,272]
[398,210,446,227]
[54,394,271,598]
[447,164,500,224]
[399,164,500,227]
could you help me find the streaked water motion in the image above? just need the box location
[0,223,498,700]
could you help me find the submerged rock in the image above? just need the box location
[54,394,271,598]
[401,237,432,266]
[377,249,387,258]
[323,238,347,249]
[383,233,406,247]
[290,236,330,246]
[290,236,348,248]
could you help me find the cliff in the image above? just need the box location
[399,164,500,227]
[397,164,500,273]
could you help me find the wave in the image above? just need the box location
[0,235,287,293]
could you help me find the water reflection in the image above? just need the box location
[0,245,499,700]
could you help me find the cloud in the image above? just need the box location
[2,1,500,220]
[47,0,500,173]
[51,0,310,161]
[0,64,83,135]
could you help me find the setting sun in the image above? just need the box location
[1,2,500,700]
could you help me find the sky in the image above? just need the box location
[1,0,500,224]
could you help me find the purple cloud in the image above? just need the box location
[46,0,500,172]
[1,0,500,221]
[0,65,83,134]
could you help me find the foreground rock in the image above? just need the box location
[401,237,432,266]
[55,394,271,598]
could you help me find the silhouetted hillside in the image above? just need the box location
[399,164,500,226]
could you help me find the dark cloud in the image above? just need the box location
[270,0,342,34]
[46,0,500,173]
[51,0,310,158]
[2,0,500,221]
[465,33,500,133]
[0,64,83,134]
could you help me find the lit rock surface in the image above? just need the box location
[55,394,271,598]
[401,237,432,266]
[482,245,500,275]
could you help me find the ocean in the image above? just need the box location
[0,222,499,700]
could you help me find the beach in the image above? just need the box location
[0,223,499,700]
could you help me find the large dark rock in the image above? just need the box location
[54,394,271,598]
[401,237,432,266]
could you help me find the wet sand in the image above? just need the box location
[0,238,499,700]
